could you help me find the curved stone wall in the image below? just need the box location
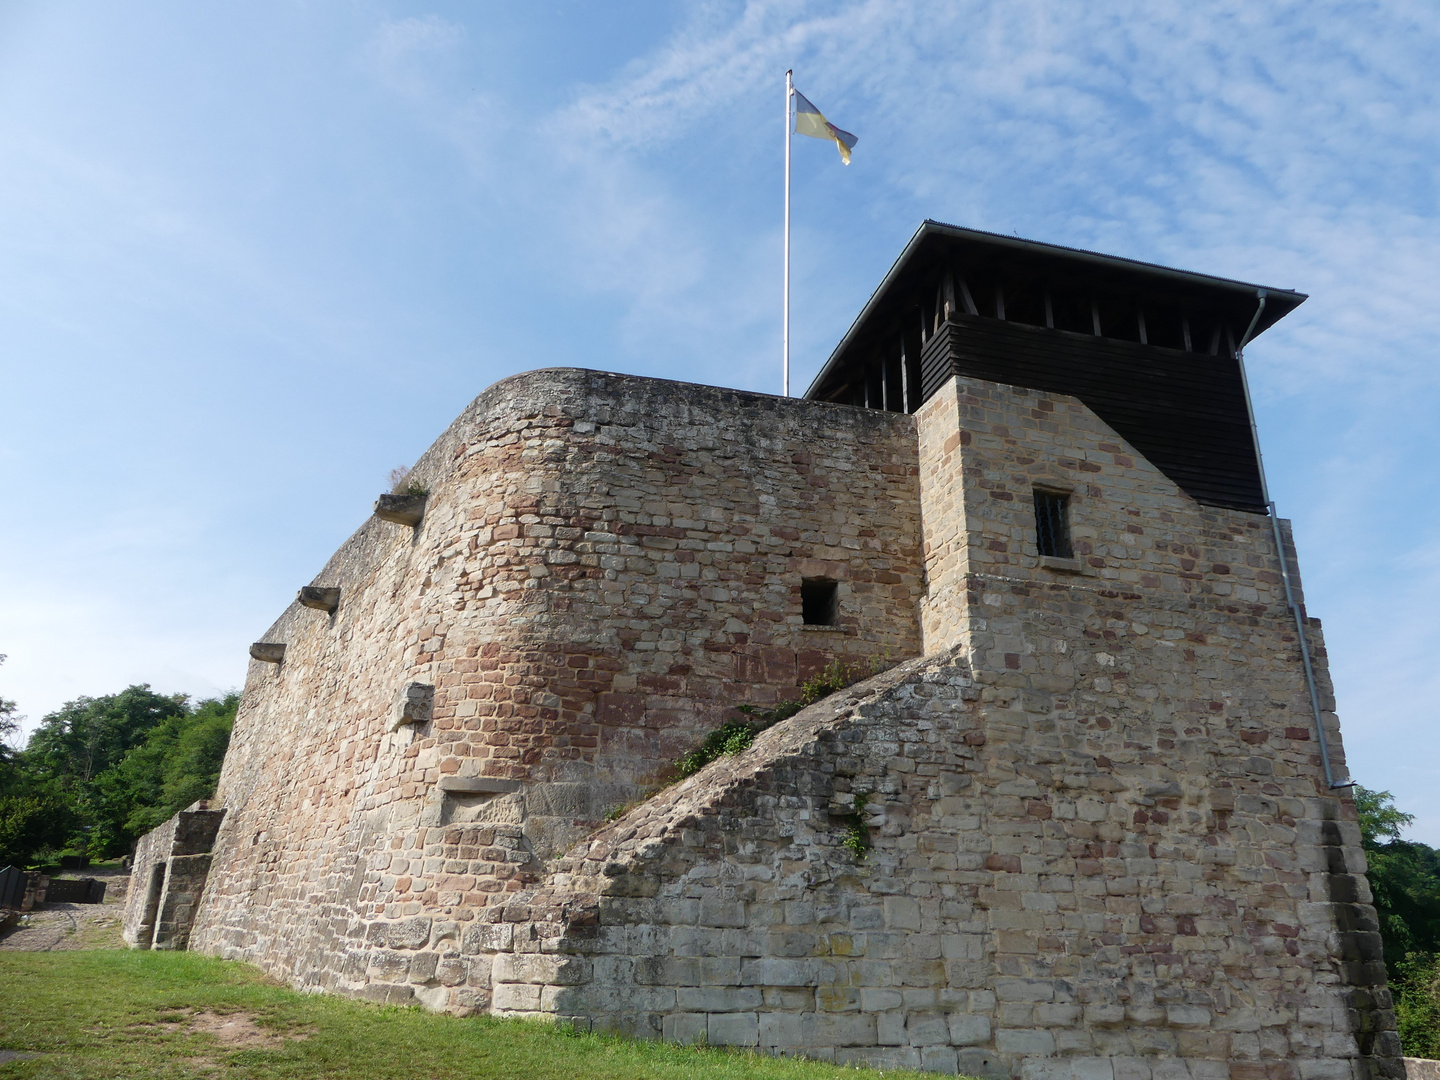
[189,368,925,995]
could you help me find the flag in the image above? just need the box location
[793,88,857,165]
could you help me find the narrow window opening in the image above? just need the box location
[1034,490,1073,559]
[802,578,839,626]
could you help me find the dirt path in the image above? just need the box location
[0,866,128,951]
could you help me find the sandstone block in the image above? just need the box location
[661,1012,707,1045]
[740,958,816,987]
[922,1045,960,1074]
[997,1028,1057,1054]
[491,982,542,1011]
[707,1012,759,1047]
[759,1012,803,1047]
[884,896,921,930]
[801,1012,877,1047]
[906,1013,951,1046]
[948,1012,992,1045]
[676,986,762,1012]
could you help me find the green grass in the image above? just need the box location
[0,950,932,1080]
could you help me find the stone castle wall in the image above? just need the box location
[133,367,1397,1078]
[444,376,1395,1079]
[187,369,925,995]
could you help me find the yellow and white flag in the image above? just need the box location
[793,88,857,165]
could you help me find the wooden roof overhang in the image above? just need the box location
[804,221,1307,513]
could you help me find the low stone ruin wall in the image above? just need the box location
[122,804,226,951]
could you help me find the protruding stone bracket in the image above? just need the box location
[298,586,341,614]
[249,642,286,664]
[388,682,435,731]
[374,493,427,527]
[437,776,519,795]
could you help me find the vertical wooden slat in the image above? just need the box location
[900,342,910,414]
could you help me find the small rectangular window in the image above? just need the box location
[802,578,839,626]
[1034,490,1073,559]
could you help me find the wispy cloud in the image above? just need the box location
[4,2,1437,837]
[357,0,1440,837]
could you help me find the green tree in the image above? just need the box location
[1356,787,1440,964]
[0,654,72,868]
[0,654,21,766]
[110,693,238,840]
[1356,786,1440,1059]
[25,685,187,786]
[0,787,75,868]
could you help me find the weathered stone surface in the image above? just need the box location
[373,492,427,527]
[388,682,434,732]
[129,367,1398,1077]
[122,804,225,951]
[297,586,341,614]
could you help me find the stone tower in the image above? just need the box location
[125,222,1400,1079]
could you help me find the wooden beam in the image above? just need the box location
[1044,292,1054,329]
[1182,316,1193,352]
[958,278,979,316]
[995,287,1006,321]
[1091,299,1102,337]
[900,343,910,414]
[1137,307,1147,345]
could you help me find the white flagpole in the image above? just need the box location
[783,69,793,397]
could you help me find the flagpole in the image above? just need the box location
[783,69,792,397]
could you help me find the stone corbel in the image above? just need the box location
[374,493,426,527]
[249,643,285,664]
[297,586,341,613]
[388,682,435,731]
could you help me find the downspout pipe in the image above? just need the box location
[1235,290,1352,790]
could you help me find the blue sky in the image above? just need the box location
[1,1,1437,840]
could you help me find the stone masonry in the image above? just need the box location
[128,365,1400,1079]
[122,803,225,951]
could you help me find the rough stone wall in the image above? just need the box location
[915,376,1292,653]
[188,370,924,999]
[453,376,1396,1079]
[466,613,1391,1079]
[153,366,1398,1078]
[122,805,225,950]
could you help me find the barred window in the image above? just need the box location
[1034,490,1073,559]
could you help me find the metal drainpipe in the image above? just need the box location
[1235,290,1352,790]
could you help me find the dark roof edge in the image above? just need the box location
[803,221,933,400]
[803,220,1309,400]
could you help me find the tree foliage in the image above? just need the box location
[0,681,237,868]
[1356,786,1440,1059]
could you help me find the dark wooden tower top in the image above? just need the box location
[804,221,1306,513]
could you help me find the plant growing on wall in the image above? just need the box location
[840,793,871,860]
[387,466,428,497]
[672,658,877,781]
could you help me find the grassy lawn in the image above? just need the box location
[0,950,933,1080]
